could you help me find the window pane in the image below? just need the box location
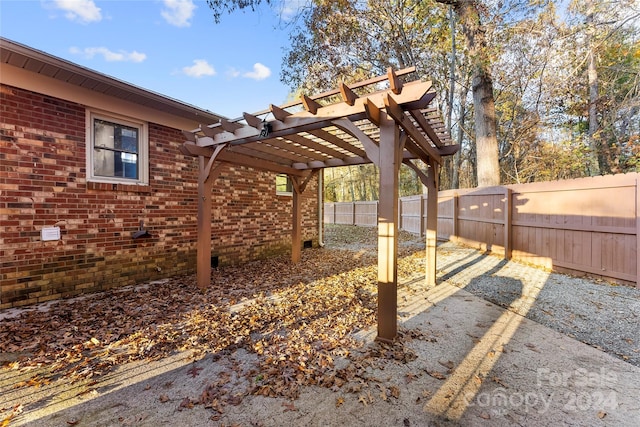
[93,118,139,180]
[116,126,138,153]
[94,120,114,149]
[94,148,115,177]
[276,174,292,193]
[121,153,138,179]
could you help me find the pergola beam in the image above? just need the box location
[384,93,443,164]
[231,142,310,164]
[246,138,327,162]
[181,141,306,176]
[193,81,434,147]
[331,118,380,161]
[246,66,417,118]
[279,133,348,160]
[409,109,450,148]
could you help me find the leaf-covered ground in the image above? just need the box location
[1,225,427,419]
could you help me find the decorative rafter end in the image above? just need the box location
[301,94,321,115]
[243,112,263,129]
[182,130,197,142]
[270,104,290,121]
[339,83,358,106]
[387,67,402,95]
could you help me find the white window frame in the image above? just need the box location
[86,110,149,185]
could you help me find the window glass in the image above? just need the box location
[93,118,140,180]
[276,174,293,195]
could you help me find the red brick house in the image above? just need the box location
[0,38,320,309]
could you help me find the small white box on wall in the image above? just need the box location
[41,227,61,241]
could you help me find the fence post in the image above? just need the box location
[350,202,355,226]
[453,193,458,243]
[636,179,640,288]
[419,194,425,238]
[504,187,513,260]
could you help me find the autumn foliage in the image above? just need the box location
[1,225,426,417]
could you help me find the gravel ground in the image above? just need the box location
[3,224,640,426]
[325,224,640,368]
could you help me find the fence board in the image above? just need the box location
[400,197,422,235]
[354,202,378,227]
[324,172,640,286]
[334,202,355,225]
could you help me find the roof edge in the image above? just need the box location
[0,37,226,125]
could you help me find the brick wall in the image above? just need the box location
[0,84,319,308]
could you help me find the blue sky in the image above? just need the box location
[0,0,301,119]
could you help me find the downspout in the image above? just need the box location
[318,169,325,247]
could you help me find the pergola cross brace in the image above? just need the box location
[181,67,458,342]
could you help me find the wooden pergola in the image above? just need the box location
[181,67,458,342]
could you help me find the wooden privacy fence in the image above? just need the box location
[325,173,640,287]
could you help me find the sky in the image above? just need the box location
[0,0,301,119]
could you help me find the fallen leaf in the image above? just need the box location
[426,370,446,380]
[66,419,80,425]
[378,384,388,401]
[282,401,297,412]
[389,386,400,399]
[525,343,540,352]
[466,333,481,343]
[335,397,345,407]
[438,360,454,373]
[597,411,607,419]
[178,397,194,410]
[187,366,202,378]
[159,394,169,403]
[492,376,508,387]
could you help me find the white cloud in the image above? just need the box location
[69,46,147,63]
[243,63,271,81]
[279,0,306,22]
[182,59,216,78]
[226,67,241,78]
[161,0,196,27]
[53,0,102,24]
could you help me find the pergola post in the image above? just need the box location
[197,155,214,290]
[291,178,302,264]
[377,112,403,342]
[425,158,439,288]
[289,171,317,264]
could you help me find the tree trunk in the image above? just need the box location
[586,0,601,175]
[473,71,500,186]
[439,0,500,187]
[452,89,467,189]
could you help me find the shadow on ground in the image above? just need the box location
[2,225,640,426]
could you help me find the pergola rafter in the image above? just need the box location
[181,67,458,342]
